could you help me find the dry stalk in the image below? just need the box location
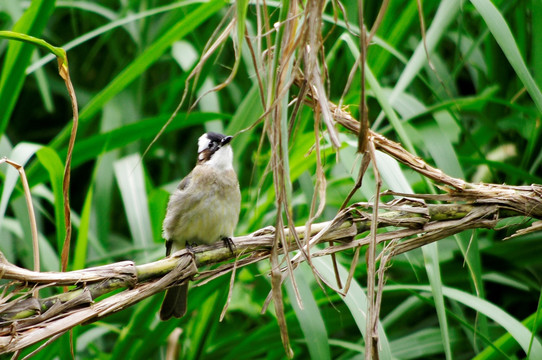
[365,138,382,360]
[0,194,539,355]
[58,55,79,274]
[0,159,39,278]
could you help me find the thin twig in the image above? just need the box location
[0,196,539,354]
[0,158,39,296]
[57,56,78,275]
[365,138,382,360]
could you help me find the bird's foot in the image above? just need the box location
[184,243,198,263]
[186,243,197,253]
[222,237,235,254]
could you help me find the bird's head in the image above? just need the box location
[197,132,234,170]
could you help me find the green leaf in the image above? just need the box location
[313,256,393,359]
[110,296,164,360]
[342,33,416,154]
[287,263,331,360]
[227,84,264,167]
[534,1,542,88]
[470,0,542,113]
[372,137,454,360]
[0,143,41,237]
[373,0,461,129]
[184,287,224,360]
[235,0,248,55]
[78,0,228,129]
[27,112,225,187]
[113,154,152,259]
[418,121,463,178]
[473,298,542,359]
[148,188,169,243]
[390,328,459,359]
[27,2,201,74]
[422,244,453,360]
[71,113,224,168]
[73,177,93,270]
[36,146,66,257]
[386,285,542,358]
[0,0,56,135]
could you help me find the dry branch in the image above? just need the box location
[0,194,540,354]
[1,73,541,354]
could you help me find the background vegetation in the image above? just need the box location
[0,0,541,359]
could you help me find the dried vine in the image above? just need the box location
[1,162,540,354]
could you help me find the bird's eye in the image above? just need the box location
[208,142,213,148]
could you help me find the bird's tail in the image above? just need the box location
[160,282,188,320]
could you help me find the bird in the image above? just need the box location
[160,132,241,320]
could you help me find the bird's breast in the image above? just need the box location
[163,167,240,246]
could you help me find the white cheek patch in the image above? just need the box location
[206,145,233,171]
[198,134,211,153]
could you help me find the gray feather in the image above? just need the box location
[160,137,240,320]
[160,283,188,320]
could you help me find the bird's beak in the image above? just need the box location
[221,136,233,146]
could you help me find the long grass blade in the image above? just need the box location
[470,0,542,113]
[36,147,66,261]
[113,154,152,259]
[314,256,393,359]
[387,285,542,358]
[78,0,227,128]
[286,263,331,360]
[0,0,55,135]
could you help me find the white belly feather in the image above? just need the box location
[162,165,241,248]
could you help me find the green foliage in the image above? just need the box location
[0,0,541,359]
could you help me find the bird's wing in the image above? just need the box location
[177,174,192,191]
[162,172,207,241]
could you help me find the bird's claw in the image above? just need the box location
[222,237,236,254]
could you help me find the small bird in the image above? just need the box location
[160,132,241,320]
